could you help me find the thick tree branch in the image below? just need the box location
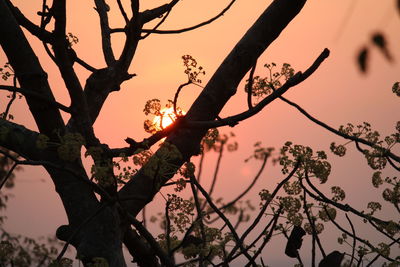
[0,1,65,136]
[118,0,308,218]
[4,0,54,43]
[0,119,42,161]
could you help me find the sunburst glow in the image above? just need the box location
[152,107,185,131]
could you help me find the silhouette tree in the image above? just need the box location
[0,0,399,266]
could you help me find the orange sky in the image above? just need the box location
[1,0,400,265]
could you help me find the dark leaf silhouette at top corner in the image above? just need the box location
[318,250,344,267]
[285,225,306,258]
[371,32,394,62]
[397,0,400,17]
[357,47,369,74]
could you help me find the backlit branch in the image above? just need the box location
[225,160,301,263]
[278,95,400,163]
[142,0,236,34]
[94,0,116,65]
[301,172,399,229]
[118,0,308,220]
[0,85,71,113]
[184,48,330,129]
[0,0,65,136]
[4,0,53,43]
[141,0,180,24]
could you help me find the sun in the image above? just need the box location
[152,107,185,131]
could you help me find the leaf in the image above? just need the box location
[371,32,393,62]
[285,225,306,258]
[397,0,400,17]
[357,47,369,73]
[318,251,344,267]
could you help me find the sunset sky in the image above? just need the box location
[1,0,399,265]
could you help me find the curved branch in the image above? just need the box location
[141,0,180,24]
[215,155,268,213]
[191,174,257,266]
[278,95,400,163]
[323,207,396,262]
[142,0,236,34]
[225,160,300,263]
[345,214,356,267]
[0,85,71,113]
[302,172,399,229]
[184,48,330,129]
[247,60,257,109]
[4,0,54,43]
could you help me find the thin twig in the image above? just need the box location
[0,85,71,113]
[165,200,172,257]
[279,95,400,163]
[173,81,191,115]
[207,142,224,198]
[184,49,330,129]
[141,9,172,39]
[225,160,301,263]
[142,0,236,34]
[189,174,207,265]
[0,162,17,190]
[116,0,129,24]
[345,214,356,267]
[303,171,399,229]
[247,60,257,109]
[323,207,396,262]
[192,172,257,266]
[2,75,18,119]
[302,186,326,258]
[243,208,280,267]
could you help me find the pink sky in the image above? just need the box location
[1,0,399,265]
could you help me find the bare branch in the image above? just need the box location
[345,214,357,267]
[243,209,280,267]
[302,172,400,229]
[142,0,236,34]
[247,60,257,109]
[0,162,17,190]
[0,1,65,135]
[141,0,180,24]
[323,206,396,262]
[191,174,257,266]
[278,95,400,163]
[94,0,116,65]
[184,48,330,129]
[4,0,54,43]
[302,189,326,258]
[2,75,18,120]
[116,0,129,24]
[0,85,71,113]
[225,160,301,263]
